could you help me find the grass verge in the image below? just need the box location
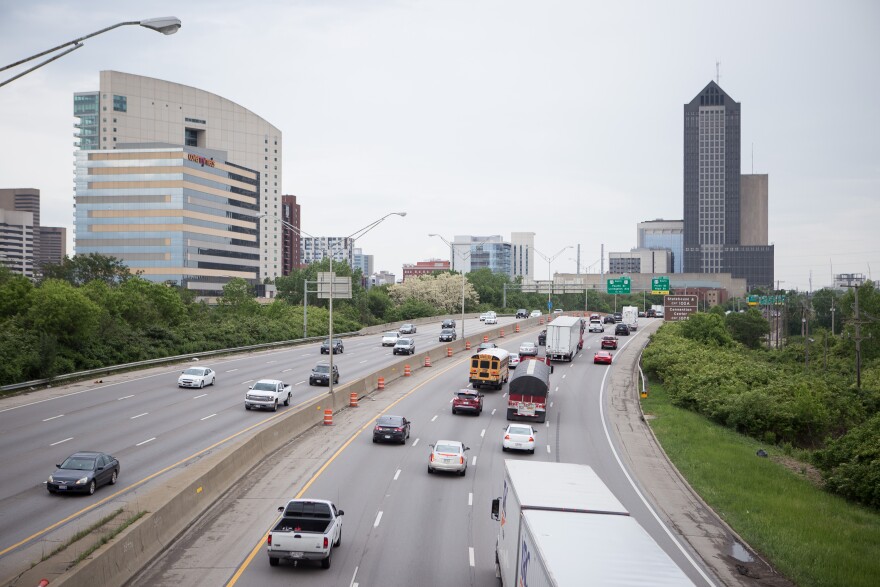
[642,380,880,587]
[40,508,125,563]
[72,510,147,566]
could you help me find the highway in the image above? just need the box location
[0,315,517,581]
[130,319,716,587]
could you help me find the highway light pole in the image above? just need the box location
[271,211,405,396]
[534,246,573,316]
[1,17,182,88]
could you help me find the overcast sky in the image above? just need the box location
[1,0,877,292]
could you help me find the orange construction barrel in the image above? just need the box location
[500,329,505,338]
[350,392,359,407]
[378,376,385,390]
[323,409,333,425]
[447,347,453,357]
[466,341,471,350]
[515,324,520,333]
[483,335,489,343]
[404,364,412,376]
[424,355,432,367]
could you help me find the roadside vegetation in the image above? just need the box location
[0,254,664,387]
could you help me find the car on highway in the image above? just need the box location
[381,331,400,346]
[615,323,631,336]
[441,318,456,329]
[590,313,600,321]
[601,335,619,350]
[509,354,521,368]
[519,342,538,357]
[638,311,646,317]
[479,312,490,321]
[537,330,547,346]
[485,313,498,325]
[393,338,416,355]
[529,310,542,318]
[439,328,457,342]
[516,309,529,319]
[646,309,656,318]
[613,312,623,323]
[427,440,470,476]
[246,379,292,410]
[478,341,497,351]
[372,415,411,444]
[47,451,120,495]
[452,389,484,415]
[178,366,216,388]
[399,323,417,334]
[502,424,536,453]
[594,350,613,365]
[320,338,344,354]
[603,314,616,324]
[309,363,339,386]
[553,308,563,315]
[588,321,604,333]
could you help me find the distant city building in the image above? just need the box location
[38,226,67,268]
[683,81,774,289]
[608,248,673,274]
[74,146,260,296]
[352,248,374,277]
[452,235,511,275]
[301,237,353,267]
[370,270,396,287]
[637,219,683,273]
[510,232,535,280]
[0,208,35,277]
[74,71,283,281]
[739,175,769,246]
[402,259,450,281]
[0,189,40,268]
[281,195,301,275]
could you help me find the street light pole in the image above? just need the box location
[1,17,182,88]
[272,211,405,396]
[534,246,573,316]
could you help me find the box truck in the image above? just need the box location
[545,316,584,362]
[490,461,695,586]
[622,305,639,331]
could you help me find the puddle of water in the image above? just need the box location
[731,541,754,563]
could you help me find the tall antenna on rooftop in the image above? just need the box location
[716,61,721,85]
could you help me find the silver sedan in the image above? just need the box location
[427,440,470,476]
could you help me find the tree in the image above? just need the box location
[725,308,770,349]
[0,269,33,318]
[218,278,260,314]
[25,279,102,346]
[679,312,734,347]
[40,253,134,286]
[388,273,479,314]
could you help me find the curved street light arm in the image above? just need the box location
[1,18,181,88]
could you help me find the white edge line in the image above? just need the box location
[350,566,359,587]
[599,359,716,586]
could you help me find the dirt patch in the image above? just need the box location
[770,454,825,488]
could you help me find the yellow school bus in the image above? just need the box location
[469,348,510,390]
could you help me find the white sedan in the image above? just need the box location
[178,367,216,388]
[502,424,536,454]
[509,354,521,369]
[427,440,470,476]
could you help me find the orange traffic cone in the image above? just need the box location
[378,376,385,390]
[404,364,412,376]
[424,355,432,367]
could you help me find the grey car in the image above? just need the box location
[427,440,470,476]
[399,324,417,334]
[393,338,416,355]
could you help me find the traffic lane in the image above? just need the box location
[234,354,497,586]
[552,335,714,586]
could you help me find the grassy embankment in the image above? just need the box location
[642,381,880,587]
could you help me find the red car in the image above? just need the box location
[594,351,613,365]
[452,389,484,415]
[601,336,618,350]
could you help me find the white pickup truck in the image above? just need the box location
[267,499,344,568]
[245,379,291,411]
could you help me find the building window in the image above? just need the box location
[113,95,127,112]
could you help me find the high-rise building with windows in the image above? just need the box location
[0,209,34,277]
[637,219,683,273]
[281,195,301,275]
[74,71,282,281]
[510,232,535,280]
[683,81,774,289]
[38,226,66,268]
[301,237,353,266]
[74,147,260,295]
[451,235,511,275]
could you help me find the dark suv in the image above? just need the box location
[320,338,344,354]
[614,323,630,336]
[441,319,456,329]
[439,328,457,342]
[373,415,411,444]
[309,363,340,386]
[515,309,529,319]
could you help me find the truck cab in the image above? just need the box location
[267,499,344,569]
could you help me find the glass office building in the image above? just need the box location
[637,220,683,273]
[74,146,260,296]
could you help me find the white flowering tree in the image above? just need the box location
[388,273,480,314]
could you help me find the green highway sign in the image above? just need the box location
[747,295,759,306]
[606,277,631,295]
[651,277,670,295]
[758,295,786,305]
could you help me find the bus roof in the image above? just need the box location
[470,348,510,361]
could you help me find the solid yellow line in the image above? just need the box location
[0,397,314,558]
[225,358,466,586]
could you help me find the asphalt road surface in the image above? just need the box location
[130,319,717,587]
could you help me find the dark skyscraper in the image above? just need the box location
[683,81,774,289]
